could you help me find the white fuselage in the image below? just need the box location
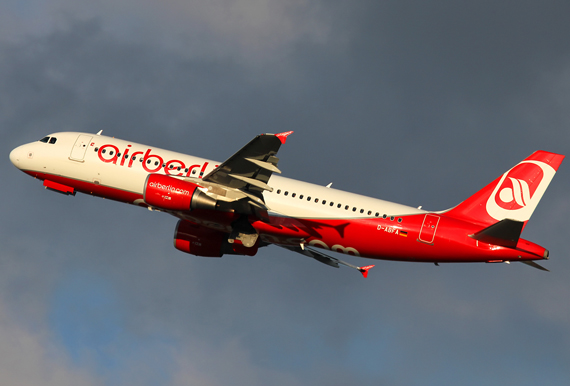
[10,132,426,220]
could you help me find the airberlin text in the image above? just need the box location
[96,143,211,177]
[148,181,191,196]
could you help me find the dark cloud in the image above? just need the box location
[2,1,570,385]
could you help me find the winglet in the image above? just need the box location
[275,131,294,144]
[358,265,375,278]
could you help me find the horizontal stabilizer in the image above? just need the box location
[470,219,524,248]
[521,261,550,272]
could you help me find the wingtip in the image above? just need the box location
[275,131,294,144]
[358,265,375,278]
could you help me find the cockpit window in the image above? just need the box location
[39,136,57,144]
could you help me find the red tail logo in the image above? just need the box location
[444,151,563,226]
[486,161,554,221]
[494,163,543,210]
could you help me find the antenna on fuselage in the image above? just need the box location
[96,130,103,135]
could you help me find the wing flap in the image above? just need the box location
[245,158,282,174]
[229,174,273,192]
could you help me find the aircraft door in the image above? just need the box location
[70,135,93,161]
[418,214,440,244]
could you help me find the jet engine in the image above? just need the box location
[143,174,217,211]
[174,220,259,257]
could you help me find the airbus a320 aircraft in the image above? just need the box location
[9,131,564,277]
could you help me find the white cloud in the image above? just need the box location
[169,337,302,386]
[0,299,100,386]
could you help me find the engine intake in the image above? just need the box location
[143,174,217,211]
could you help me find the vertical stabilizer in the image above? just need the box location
[445,151,564,227]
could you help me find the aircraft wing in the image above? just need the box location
[202,131,293,199]
[277,244,375,278]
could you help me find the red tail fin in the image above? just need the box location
[445,151,564,227]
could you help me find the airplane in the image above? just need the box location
[9,131,564,277]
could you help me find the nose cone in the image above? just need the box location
[9,145,24,169]
[10,147,19,167]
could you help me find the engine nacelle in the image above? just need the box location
[143,174,217,211]
[174,220,259,257]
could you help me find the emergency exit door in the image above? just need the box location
[418,214,440,244]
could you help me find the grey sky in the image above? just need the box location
[2,1,570,385]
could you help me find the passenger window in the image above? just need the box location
[338,204,341,208]
[292,193,296,198]
[322,200,326,205]
[345,205,349,210]
[352,207,357,212]
[367,211,372,215]
[299,195,304,199]
[39,137,50,143]
[277,189,281,194]
[284,191,289,196]
[360,209,364,213]
[307,197,311,201]
[314,198,319,203]
[375,212,380,217]
[330,202,334,206]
